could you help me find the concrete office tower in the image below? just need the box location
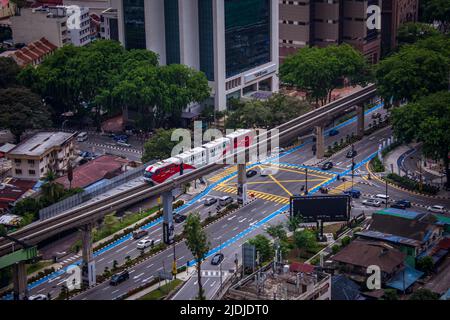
[279,0,382,64]
[109,0,279,112]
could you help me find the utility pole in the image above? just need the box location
[385,178,388,208]
[305,167,308,195]
[172,241,177,279]
[219,239,223,292]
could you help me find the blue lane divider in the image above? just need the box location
[3,101,384,299]
[274,161,341,175]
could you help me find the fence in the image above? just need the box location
[39,160,156,221]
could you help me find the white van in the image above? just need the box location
[375,194,390,203]
[77,132,88,142]
[219,196,233,206]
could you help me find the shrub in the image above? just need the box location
[371,157,385,172]
[331,244,340,255]
[340,236,351,247]
[386,173,439,195]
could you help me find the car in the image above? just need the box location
[80,151,95,160]
[396,200,412,208]
[390,202,407,210]
[219,196,233,206]
[362,199,382,207]
[112,134,128,142]
[28,294,48,300]
[374,194,390,204]
[427,205,446,214]
[329,129,339,136]
[132,229,148,240]
[346,149,357,158]
[204,197,217,206]
[371,112,382,119]
[344,189,361,199]
[260,168,276,176]
[174,214,187,223]
[211,253,224,265]
[246,170,257,178]
[321,162,334,170]
[109,270,129,286]
[116,140,132,147]
[137,237,153,249]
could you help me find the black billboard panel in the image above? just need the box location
[290,195,351,222]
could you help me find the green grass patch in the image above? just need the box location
[26,260,53,275]
[138,279,183,300]
[371,156,385,172]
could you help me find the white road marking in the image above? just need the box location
[125,249,135,255]
[251,208,256,212]
[97,257,105,262]
[238,218,247,223]
[116,245,129,253]
[142,276,153,282]
[146,263,154,269]
[232,227,238,231]
[211,281,216,287]
[227,215,236,221]
[222,224,228,228]
[177,255,185,261]
[111,289,119,294]
[133,272,144,279]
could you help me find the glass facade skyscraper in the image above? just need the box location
[123,0,146,49]
[198,0,214,81]
[224,0,271,78]
[164,0,181,64]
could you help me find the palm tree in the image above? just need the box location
[184,212,210,300]
[41,170,64,204]
[286,215,302,232]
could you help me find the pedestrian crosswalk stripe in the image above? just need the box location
[208,166,237,182]
[212,185,289,205]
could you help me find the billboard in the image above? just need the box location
[290,195,351,222]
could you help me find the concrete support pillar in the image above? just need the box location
[80,224,96,287]
[162,190,174,244]
[357,104,365,138]
[315,125,325,159]
[12,261,28,300]
[237,164,247,205]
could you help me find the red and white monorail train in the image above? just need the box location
[143,129,253,185]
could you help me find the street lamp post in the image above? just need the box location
[385,178,388,208]
[305,167,308,195]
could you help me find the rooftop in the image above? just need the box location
[332,240,406,274]
[9,37,57,67]
[55,155,128,189]
[0,178,36,210]
[7,132,75,158]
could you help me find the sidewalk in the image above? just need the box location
[383,144,413,175]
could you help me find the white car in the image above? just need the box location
[362,199,382,207]
[427,205,446,214]
[116,140,132,147]
[29,294,48,300]
[137,237,153,249]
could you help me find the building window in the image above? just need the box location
[225,0,271,78]
[29,170,36,175]
[28,159,35,165]
[165,0,180,64]
[198,0,214,81]
[14,159,21,164]
[123,0,146,49]
[15,169,22,175]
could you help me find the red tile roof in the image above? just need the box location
[11,37,57,67]
[56,155,129,189]
[0,178,36,210]
[438,238,450,250]
[289,262,315,274]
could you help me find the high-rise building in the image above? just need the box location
[279,0,382,64]
[108,0,279,112]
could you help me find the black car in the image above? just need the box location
[174,214,187,223]
[211,253,224,265]
[390,202,407,210]
[346,149,357,158]
[109,270,129,286]
[396,200,412,208]
[246,170,257,178]
[321,162,334,170]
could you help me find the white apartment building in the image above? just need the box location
[11,5,91,47]
[6,132,76,181]
[108,0,279,112]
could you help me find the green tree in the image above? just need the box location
[397,22,440,45]
[142,129,179,163]
[0,57,20,88]
[248,235,273,264]
[383,289,399,300]
[416,256,434,275]
[391,91,450,188]
[293,229,317,256]
[375,45,449,105]
[340,236,352,247]
[266,224,287,242]
[11,197,42,218]
[40,170,65,206]
[184,212,210,300]
[280,44,370,105]
[409,288,440,300]
[286,215,302,232]
[420,0,450,32]
[0,87,52,143]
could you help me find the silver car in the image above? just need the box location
[362,199,382,207]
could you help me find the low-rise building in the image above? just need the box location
[3,37,57,67]
[0,177,36,213]
[226,262,331,300]
[0,0,16,19]
[6,132,76,181]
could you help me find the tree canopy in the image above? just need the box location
[409,288,440,300]
[420,0,450,33]
[0,57,20,88]
[397,22,440,46]
[280,44,371,105]
[141,129,180,163]
[0,87,52,142]
[391,91,450,188]
[248,234,273,264]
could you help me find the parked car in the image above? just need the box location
[321,162,334,170]
[76,132,88,142]
[246,170,257,178]
[174,214,187,223]
[29,294,48,300]
[211,253,224,265]
[329,129,339,136]
[427,205,446,214]
[204,197,217,206]
[344,189,361,198]
[362,199,382,207]
[219,196,233,206]
[396,200,412,208]
[132,229,148,240]
[391,202,407,210]
[109,270,129,286]
[371,112,382,119]
[112,134,128,142]
[137,237,153,249]
[346,149,357,158]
